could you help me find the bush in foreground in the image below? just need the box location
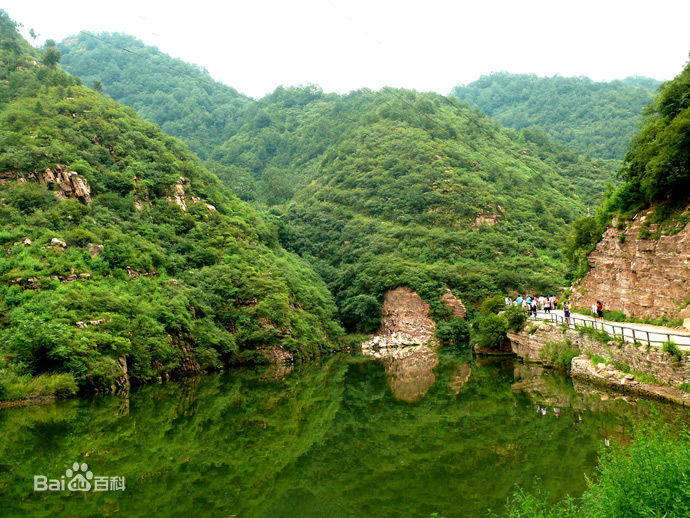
[506,423,690,517]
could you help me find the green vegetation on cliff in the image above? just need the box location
[451,72,659,159]
[565,58,690,279]
[0,12,342,400]
[57,33,616,331]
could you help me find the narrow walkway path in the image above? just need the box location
[529,310,690,350]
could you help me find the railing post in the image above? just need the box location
[646,331,650,346]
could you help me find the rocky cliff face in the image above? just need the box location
[570,205,690,322]
[1,165,91,203]
[440,288,467,318]
[363,287,437,348]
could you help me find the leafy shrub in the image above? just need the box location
[662,340,683,362]
[504,304,527,332]
[631,370,661,385]
[481,295,506,315]
[576,324,612,344]
[0,370,77,400]
[588,354,606,365]
[2,182,56,214]
[471,313,508,350]
[436,317,470,348]
[506,423,690,517]
[539,339,579,370]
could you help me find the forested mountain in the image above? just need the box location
[58,32,251,160]
[451,72,659,159]
[0,12,342,401]
[58,32,618,333]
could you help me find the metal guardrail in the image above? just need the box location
[527,310,690,350]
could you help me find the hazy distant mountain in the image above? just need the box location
[451,72,660,159]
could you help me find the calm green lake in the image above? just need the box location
[1,352,688,517]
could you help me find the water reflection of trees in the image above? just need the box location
[0,355,687,517]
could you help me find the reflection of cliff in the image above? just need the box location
[448,363,472,394]
[364,346,439,402]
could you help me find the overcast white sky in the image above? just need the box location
[3,1,689,98]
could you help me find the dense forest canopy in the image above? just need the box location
[0,11,343,400]
[57,32,619,332]
[451,72,659,160]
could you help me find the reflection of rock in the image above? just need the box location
[448,363,471,394]
[114,356,130,394]
[511,363,575,407]
[362,287,436,348]
[364,346,439,403]
[260,363,294,382]
[256,345,294,364]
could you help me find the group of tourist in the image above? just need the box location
[504,294,559,316]
[504,294,604,326]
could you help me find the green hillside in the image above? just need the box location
[0,12,343,401]
[451,72,659,159]
[58,32,251,160]
[57,33,619,333]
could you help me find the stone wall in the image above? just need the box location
[570,204,690,321]
[509,322,690,386]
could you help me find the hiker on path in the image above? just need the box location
[564,302,571,325]
[596,301,604,319]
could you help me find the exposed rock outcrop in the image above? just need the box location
[166,176,190,211]
[570,356,690,405]
[472,206,503,228]
[1,165,91,203]
[440,287,466,318]
[113,356,130,394]
[362,287,436,348]
[87,243,103,258]
[570,204,690,321]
